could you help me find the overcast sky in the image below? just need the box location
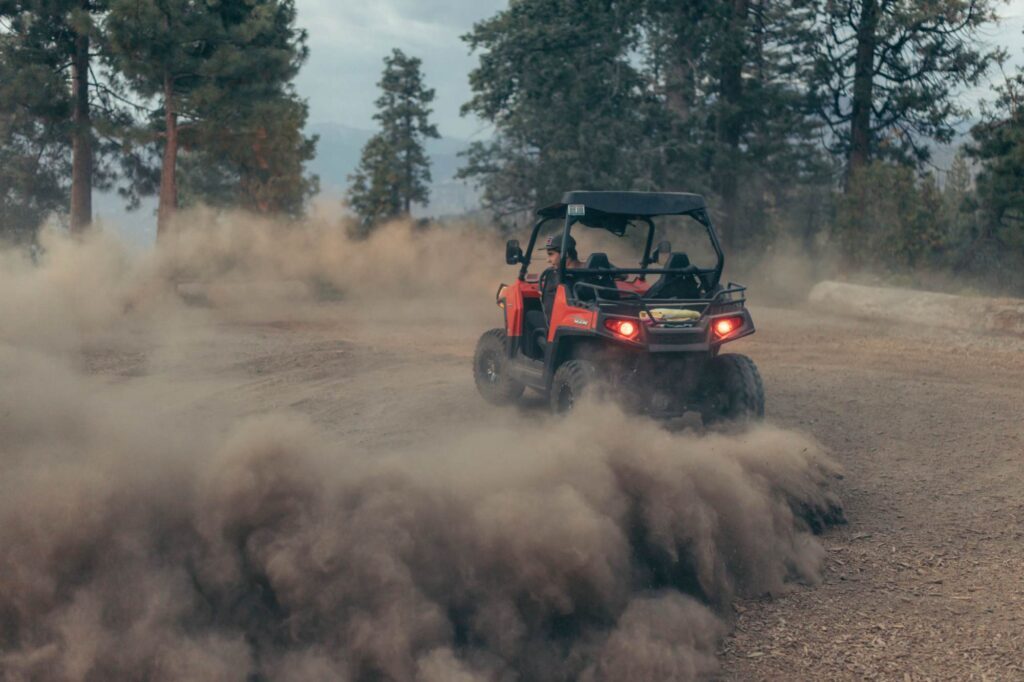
[293,0,507,140]
[294,0,1024,141]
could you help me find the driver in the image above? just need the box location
[542,234,582,270]
[541,234,582,312]
[523,235,582,357]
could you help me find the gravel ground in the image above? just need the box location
[718,307,1024,681]
[79,297,1024,680]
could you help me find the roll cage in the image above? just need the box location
[515,191,726,290]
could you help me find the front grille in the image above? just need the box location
[646,326,707,345]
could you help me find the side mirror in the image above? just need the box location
[652,240,672,263]
[505,239,524,265]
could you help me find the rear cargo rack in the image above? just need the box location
[571,281,747,318]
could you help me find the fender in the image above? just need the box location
[547,285,596,341]
[501,278,540,339]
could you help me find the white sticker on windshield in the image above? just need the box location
[567,204,586,216]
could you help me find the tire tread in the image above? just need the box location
[700,353,765,423]
[473,328,525,405]
[550,359,598,413]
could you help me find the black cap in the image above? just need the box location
[544,235,576,253]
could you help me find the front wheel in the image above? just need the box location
[550,359,599,414]
[473,329,525,405]
[698,353,765,425]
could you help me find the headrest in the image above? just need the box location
[663,252,691,270]
[585,252,612,269]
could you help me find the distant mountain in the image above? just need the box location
[304,123,374,187]
[307,122,481,217]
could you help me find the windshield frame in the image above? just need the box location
[517,210,725,290]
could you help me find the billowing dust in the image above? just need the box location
[0,210,843,681]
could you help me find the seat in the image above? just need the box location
[572,252,619,302]
[585,252,614,270]
[644,252,702,299]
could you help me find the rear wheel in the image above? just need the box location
[473,329,525,405]
[550,359,599,414]
[699,353,765,425]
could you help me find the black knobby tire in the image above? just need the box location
[550,359,599,414]
[699,353,765,425]
[473,329,525,405]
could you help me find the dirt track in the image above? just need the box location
[720,306,1024,681]
[78,294,1024,680]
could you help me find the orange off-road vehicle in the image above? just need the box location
[473,191,764,421]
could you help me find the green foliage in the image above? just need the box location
[650,0,832,248]
[1,0,1019,296]
[104,0,316,216]
[457,0,1022,293]
[810,0,1001,169]
[968,75,1024,251]
[347,49,440,233]
[184,96,319,216]
[458,0,654,222]
[835,160,978,271]
[0,122,69,242]
[459,0,831,242]
[0,29,70,240]
[2,0,316,234]
[0,0,133,235]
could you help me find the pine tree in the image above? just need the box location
[105,0,315,235]
[968,74,1024,248]
[458,0,651,222]
[0,0,124,233]
[104,0,208,235]
[0,26,70,240]
[642,0,828,249]
[181,95,319,216]
[175,0,317,217]
[460,0,828,244]
[810,0,1001,182]
[347,49,439,232]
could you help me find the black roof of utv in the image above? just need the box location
[537,191,706,220]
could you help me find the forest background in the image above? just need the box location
[4,0,1024,293]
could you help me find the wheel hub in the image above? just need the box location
[557,386,574,412]
[482,354,499,383]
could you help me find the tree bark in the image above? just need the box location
[157,72,178,239]
[665,61,691,122]
[715,0,750,251]
[69,27,92,233]
[403,112,413,215]
[403,148,412,215]
[848,0,878,182]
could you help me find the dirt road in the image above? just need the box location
[720,306,1024,681]
[80,296,1023,680]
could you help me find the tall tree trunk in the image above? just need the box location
[403,149,412,215]
[69,27,92,233]
[665,2,707,124]
[848,0,878,183]
[403,115,412,215]
[715,0,750,251]
[157,73,178,239]
[665,61,691,122]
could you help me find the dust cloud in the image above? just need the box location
[0,211,843,681]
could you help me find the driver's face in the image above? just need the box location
[546,250,560,267]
